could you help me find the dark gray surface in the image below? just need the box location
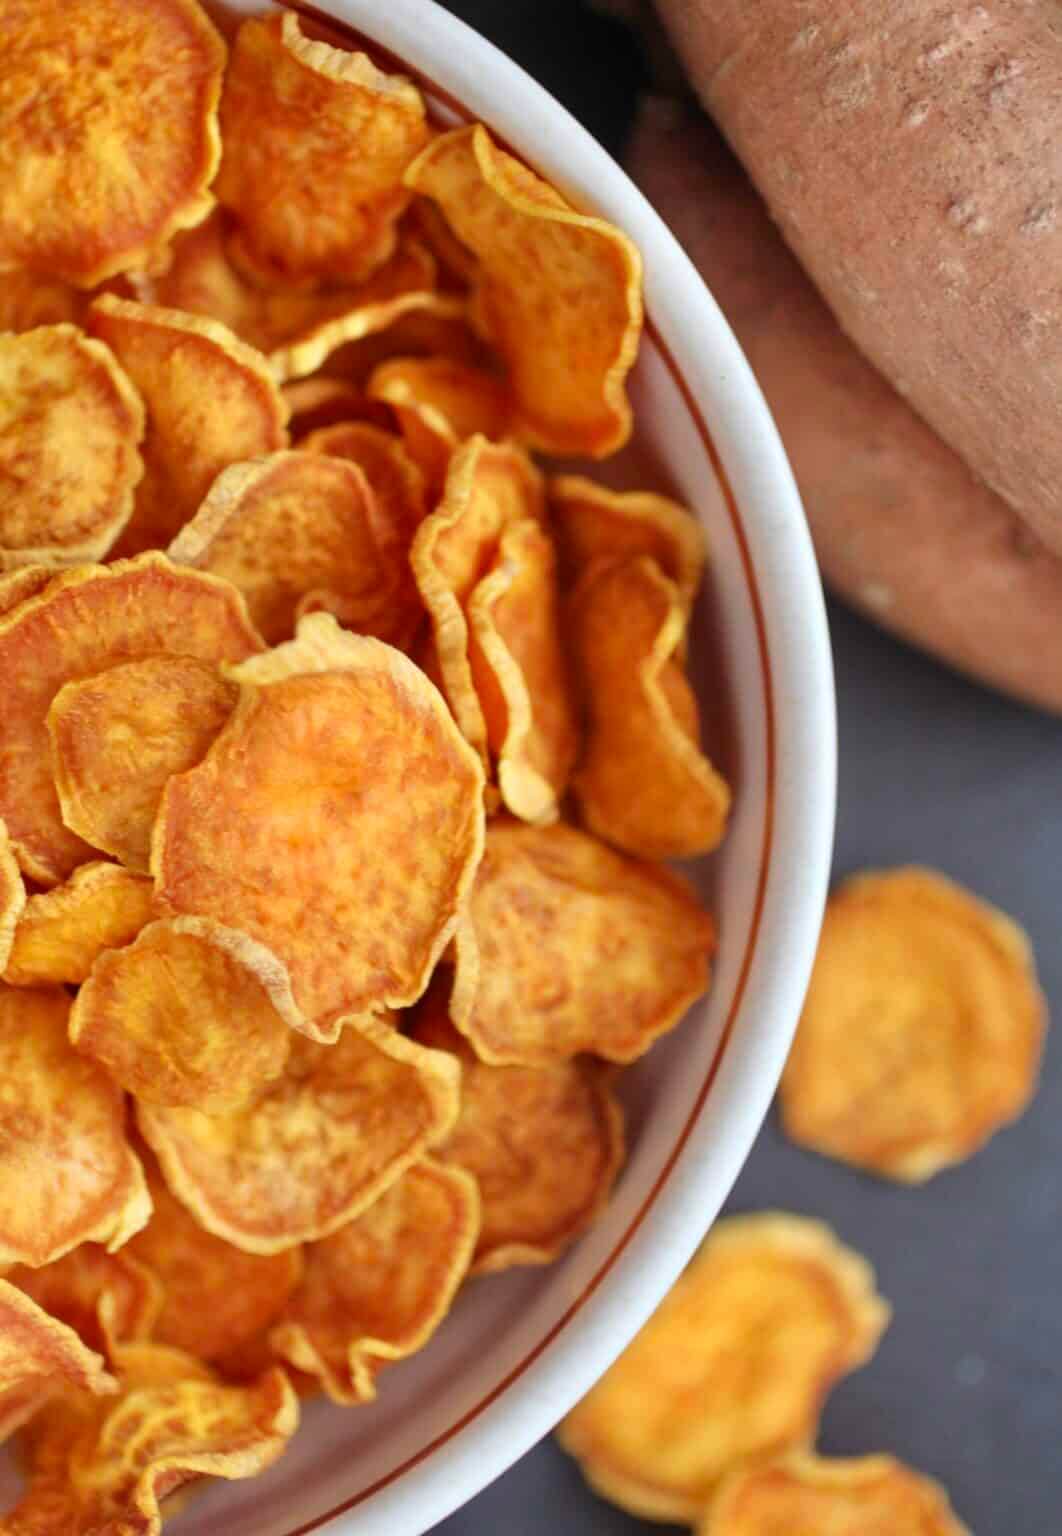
[431,6,1061,1533]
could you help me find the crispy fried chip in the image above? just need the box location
[300,421,426,536]
[283,377,383,436]
[216,12,430,285]
[0,819,25,976]
[368,357,513,492]
[568,557,731,859]
[559,1213,890,1521]
[0,552,262,885]
[0,0,224,287]
[269,289,469,385]
[405,125,642,456]
[0,1281,115,1444]
[467,517,579,824]
[126,1159,302,1363]
[48,656,237,874]
[550,475,706,614]
[780,868,1046,1182]
[3,863,153,988]
[0,325,144,567]
[137,1018,460,1254]
[153,615,484,1033]
[459,818,714,1065]
[8,1248,163,1359]
[70,917,295,1112]
[0,567,53,621]
[87,296,289,554]
[407,198,478,292]
[271,1158,478,1403]
[414,988,623,1271]
[0,986,149,1267]
[703,1452,972,1536]
[0,273,82,333]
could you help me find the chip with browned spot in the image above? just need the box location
[3,863,153,988]
[368,357,513,492]
[8,1247,163,1359]
[0,1281,116,1445]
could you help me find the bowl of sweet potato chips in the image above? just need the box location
[0,1,834,1531]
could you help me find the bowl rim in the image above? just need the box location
[242,4,838,1532]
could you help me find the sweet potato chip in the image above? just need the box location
[413,990,622,1272]
[3,863,153,988]
[0,0,224,287]
[407,198,478,292]
[8,1247,163,1359]
[559,1213,890,1522]
[87,296,289,554]
[0,567,53,621]
[0,820,25,976]
[568,557,731,859]
[269,289,469,385]
[271,1158,478,1403]
[0,552,262,885]
[283,377,383,436]
[216,11,430,285]
[70,917,295,1112]
[0,325,144,567]
[0,273,81,333]
[368,357,514,492]
[467,517,579,824]
[300,421,426,538]
[0,986,149,1267]
[780,867,1046,1182]
[550,475,706,614]
[48,656,237,874]
[0,1281,115,1445]
[405,125,642,456]
[703,1452,972,1536]
[127,1159,302,1363]
[153,615,484,1033]
[137,1018,460,1254]
[459,818,714,1066]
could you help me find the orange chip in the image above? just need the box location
[137,1018,460,1254]
[0,0,224,287]
[271,1158,478,1403]
[459,818,714,1065]
[283,377,385,437]
[48,656,237,875]
[0,325,144,567]
[0,566,54,622]
[153,615,484,1034]
[0,986,149,1268]
[559,1213,890,1522]
[87,296,289,555]
[216,11,430,285]
[70,917,296,1112]
[780,868,1046,1182]
[405,125,642,457]
[368,357,514,493]
[300,421,426,538]
[0,273,82,333]
[568,557,731,859]
[0,819,26,976]
[703,1452,972,1536]
[414,989,623,1272]
[0,1281,115,1445]
[0,552,262,885]
[407,198,478,292]
[126,1158,302,1363]
[269,288,469,385]
[550,475,706,614]
[3,863,153,988]
[8,1247,163,1359]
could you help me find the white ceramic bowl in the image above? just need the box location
[180,3,833,1530]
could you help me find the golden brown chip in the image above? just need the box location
[413,989,623,1272]
[70,917,295,1112]
[48,656,237,874]
[407,198,478,292]
[0,552,262,885]
[153,615,484,1035]
[0,819,26,976]
[137,1018,460,1255]
[271,1158,478,1403]
[0,0,224,287]
[0,986,149,1267]
[780,867,1046,1182]
[0,325,144,567]
[300,421,426,540]
[2,863,153,988]
[405,125,642,457]
[550,474,706,613]
[0,273,82,333]
[368,357,513,493]
[0,566,54,621]
[269,289,469,385]
[568,556,731,859]
[559,1213,890,1521]
[459,818,714,1065]
[87,296,289,554]
[8,1247,163,1359]
[216,11,430,285]
[283,376,385,436]
[0,1281,116,1445]
[702,1452,972,1536]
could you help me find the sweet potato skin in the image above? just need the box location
[629,100,1062,713]
[656,0,1062,558]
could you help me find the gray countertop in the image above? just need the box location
[432,7,1062,1532]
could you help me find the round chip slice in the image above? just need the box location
[0,0,225,286]
[271,1158,479,1403]
[0,1281,116,1445]
[269,289,469,385]
[48,656,238,874]
[0,551,263,885]
[8,1247,163,1359]
[780,867,1046,1182]
[459,818,715,1066]
[137,1018,461,1254]
[0,819,25,976]
[2,863,153,988]
[558,1213,890,1522]
[300,421,426,539]
[703,1452,972,1536]
[153,615,484,1034]
[0,986,150,1268]
[0,326,144,566]
[368,357,514,492]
